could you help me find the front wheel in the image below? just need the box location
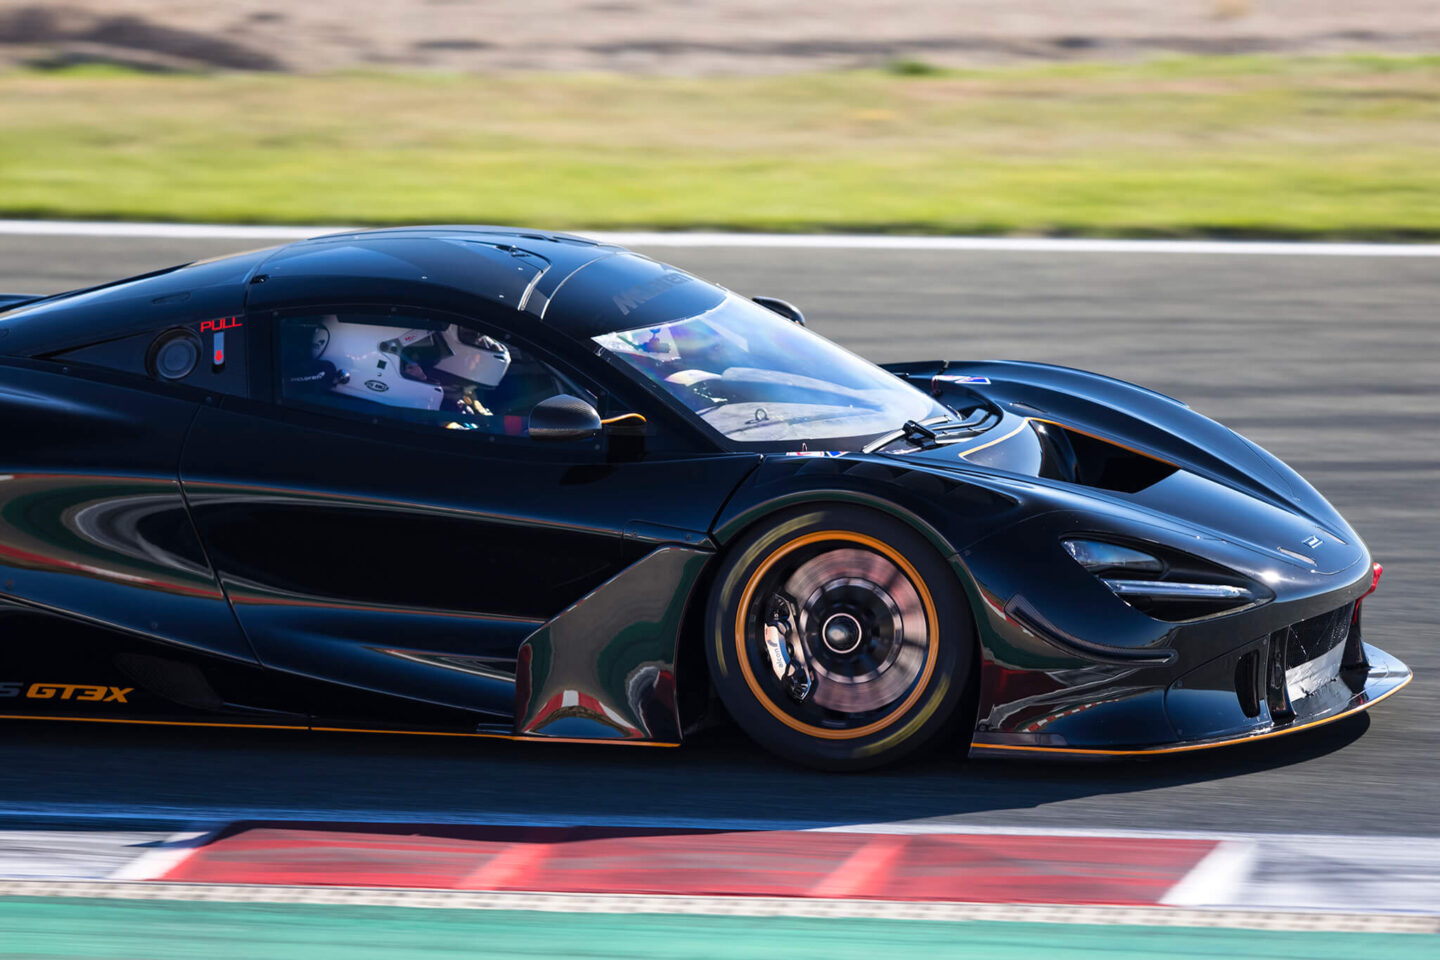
[705,505,973,770]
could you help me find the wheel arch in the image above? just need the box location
[713,488,961,560]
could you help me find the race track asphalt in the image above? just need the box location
[0,235,1435,837]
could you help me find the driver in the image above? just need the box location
[298,316,512,421]
[405,325,513,420]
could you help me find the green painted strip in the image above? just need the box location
[0,898,1435,960]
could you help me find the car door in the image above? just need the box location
[179,304,758,728]
[0,313,257,669]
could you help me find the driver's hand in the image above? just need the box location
[457,393,493,417]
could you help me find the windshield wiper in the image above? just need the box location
[899,419,938,446]
[863,406,997,453]
[862,416,947,452]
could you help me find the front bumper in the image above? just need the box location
[969,641,1410,758]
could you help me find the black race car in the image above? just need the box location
[0,227,1410,769]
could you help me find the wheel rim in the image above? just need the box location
[733,530,939,740]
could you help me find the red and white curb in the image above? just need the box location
[0,822,1437,929]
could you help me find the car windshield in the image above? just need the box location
[593,294,946,449]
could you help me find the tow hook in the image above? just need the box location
[762,594,813,702]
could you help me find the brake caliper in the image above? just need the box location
[762,594,813,702]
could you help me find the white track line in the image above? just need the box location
[0,220,323,241]
[106,829,217,882]
[0,219,1438,256]
[1161,840,1258,908]
[592,232,1440,256]
[0,881,1434,933]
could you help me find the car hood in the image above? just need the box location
[876,360,1365,575]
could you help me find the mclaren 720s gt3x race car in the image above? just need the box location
[0,226,1411,769]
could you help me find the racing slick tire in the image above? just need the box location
[706,505,974,770]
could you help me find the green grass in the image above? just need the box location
[1,55,1438,238]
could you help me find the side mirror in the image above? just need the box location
[529,395,602,441]
[752,296,805,326]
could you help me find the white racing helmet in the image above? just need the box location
[312,318,515,413]
[433,325,511,387]
[314,319,444,412]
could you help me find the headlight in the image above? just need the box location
[1062,538,1262,620]
[1062,539,1163,575]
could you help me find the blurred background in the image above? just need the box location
[0,0,1437,236]
[0,3,1438,959]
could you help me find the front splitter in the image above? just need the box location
[969,643,1411,759]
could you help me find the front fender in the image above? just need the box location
[710,453,1025,560]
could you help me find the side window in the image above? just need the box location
[277,312,595,437]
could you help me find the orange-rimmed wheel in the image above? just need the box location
[706,506,973,770]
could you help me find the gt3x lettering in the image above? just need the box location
[0,682,131,703]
